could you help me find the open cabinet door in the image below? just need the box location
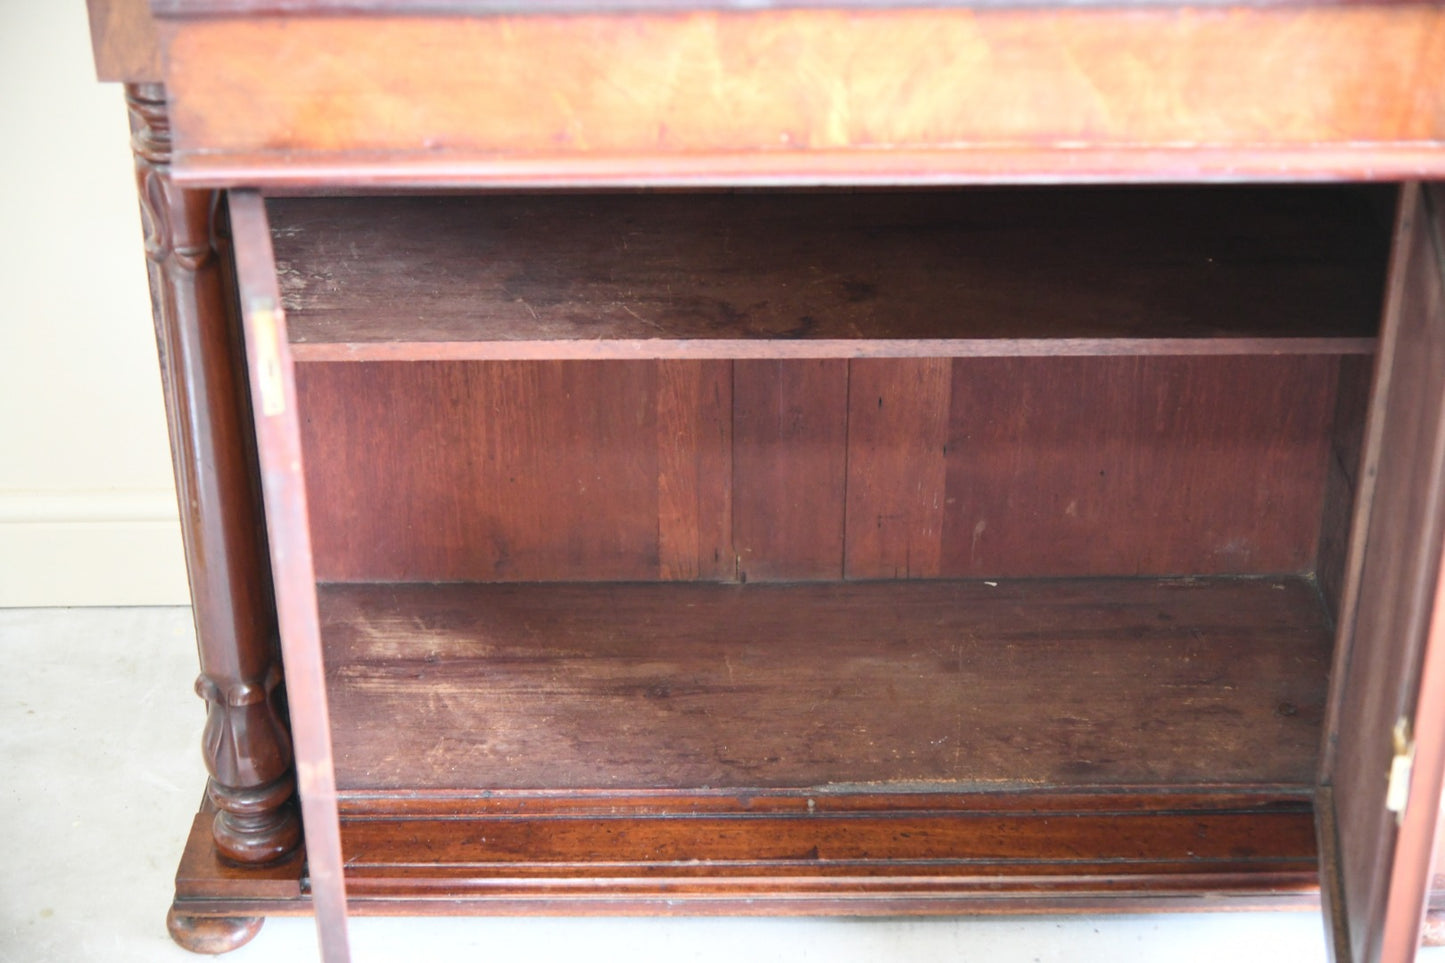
[229,190,351,963]
[1321,182,1445,963]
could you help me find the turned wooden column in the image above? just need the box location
[127,83,300,866]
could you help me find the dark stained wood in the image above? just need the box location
[166,789,1320,919]
[657,360,734,580]
[299,353,1345,584]
[317,577,1331,793]
[125,85,300,866]
[338,813,1314,883]
[1321,183,1445,963]
[1317,353,1375,626]
[845,358,950,579]
[86,0,161,83]
[174,806,305,902]
[297,360,733,582]
[1376,185,1445,963]
[287,337,1372,363]
[938,355,1341,578]
[85,0,1445,955]
[164,909,264,955]
[732,360,848,581]
[335,806,1320,902]
[269,189,1388,360]
[335,787,1311,819]
[158,9,1445,187]
[229,191,351,963]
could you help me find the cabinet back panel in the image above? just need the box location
[299,354,1342,582]
[929,354,1338,578]
[732,360,849,581]
[298,360,731,582]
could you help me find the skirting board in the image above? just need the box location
[0,491,189,607]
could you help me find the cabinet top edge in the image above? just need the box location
[172,147,1445,191]
[150,0,1443,16]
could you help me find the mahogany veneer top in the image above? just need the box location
[273,187,1387,360]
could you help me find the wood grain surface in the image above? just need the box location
[732,359,849,581]
[170,788,1320,916]
[1322,183,1445,963]
[297,360,732,582]
[151,0,1431,12]
[271,188,1388,360]
[932,354,1340,578]
[317,577,1331,793]
[159,8,1445,186]
[844,358,951,579]
[1316,353,1373,626]
[298,353,1347,582]
[126,86,301,865]
[231,190,352,962]
[87,0,161,82]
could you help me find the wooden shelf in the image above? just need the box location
[274,187,1388,361]
[318,576,1332,795]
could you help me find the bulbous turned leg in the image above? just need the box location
[199,666,301,864]
[166,907,264,954]
[208,772,301,864]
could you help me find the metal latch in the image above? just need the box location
[251,303,286,417]
[1385,716,1416,825]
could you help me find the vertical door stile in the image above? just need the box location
[1378,183,1445,963]
[1320,182,1445,963]
[228,189,351,963]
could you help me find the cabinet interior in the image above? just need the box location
[270,185,1394,806]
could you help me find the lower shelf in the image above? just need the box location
[171,575,1339,919]
[318,576,1333,793]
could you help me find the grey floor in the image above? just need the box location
[2,606,1438,963]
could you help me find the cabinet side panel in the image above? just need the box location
[733,359,848,581]
[299,360,672,581]
[938,355,1338,578]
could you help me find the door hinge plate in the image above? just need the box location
[251,304,286,417]
[1386,716,1416,825]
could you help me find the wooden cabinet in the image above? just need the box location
[87,3,1445,961]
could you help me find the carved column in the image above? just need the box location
[127,84,300,865]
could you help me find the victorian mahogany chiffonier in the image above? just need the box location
[84,1,1445,960]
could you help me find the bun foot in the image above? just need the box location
[166,907,264,954]
[1424,909,1445,947]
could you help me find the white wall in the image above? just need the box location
[0,4,188,606]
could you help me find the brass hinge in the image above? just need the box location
[1385,716,1416,826]
[251,303,286,417]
